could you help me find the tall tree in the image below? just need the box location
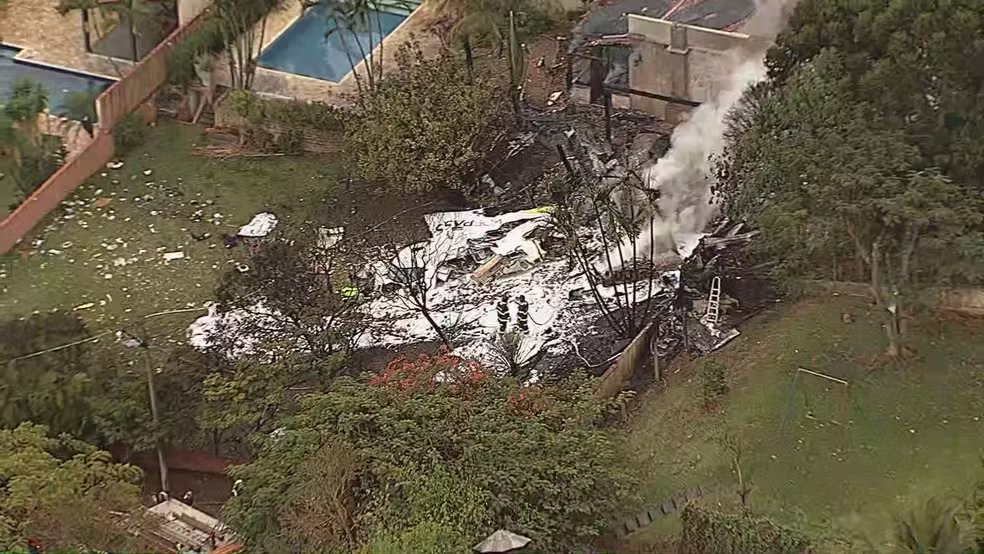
[0,423,146,551]
[344,40,509,194]
[766,0,984,191]
[213,0,280,90]
[0,313,101,438]
[317,0,409,95]
[717,50,984,357]
[224,354,637,553]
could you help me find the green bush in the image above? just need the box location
[113,112,147,155]
[274,127,304,154]
[344,41,510,195]
[680,504,811,554]
[699,359,729,408]
[227,89,344,134]
[12,134,66,199]
[166,0,278,86]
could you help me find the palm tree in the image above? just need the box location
[321,0,410,94]
[0,79,66,198]
[58,86,101,137]
[214,0,282,90]
[431,0,503,80]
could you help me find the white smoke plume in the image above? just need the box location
[639,55,766,255]
[618,0,799,262]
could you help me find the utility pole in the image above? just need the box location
[127,326,169,494]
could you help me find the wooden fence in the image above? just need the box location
[0,15,206,254]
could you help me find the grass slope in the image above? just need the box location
[623,295,984,549]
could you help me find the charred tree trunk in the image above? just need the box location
[463,35,474,84]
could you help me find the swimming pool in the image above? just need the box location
[0,46,113,114]
[257,4,408,83]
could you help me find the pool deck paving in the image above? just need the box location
[0,0,133,79]
[225,0,444,104]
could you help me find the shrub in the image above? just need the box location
[226,89,343,153]
[113,112,147,155]
[700,359,729,408]
[11,134,66,199]
[225,372,638,553]
[680,504,811,554]
[344,40,510,195]
[166,0,278,87]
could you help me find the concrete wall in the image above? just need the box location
[626,14,761,120]
[178,0,212,26]
[596,323,656,399]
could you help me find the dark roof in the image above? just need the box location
[571,0,756,50]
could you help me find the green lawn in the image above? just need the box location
[0,122,343,332]
[622,296,984,550]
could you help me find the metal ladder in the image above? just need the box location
[705,276,721,326]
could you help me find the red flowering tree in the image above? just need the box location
[225,369,639,553]
[368,347,484,390]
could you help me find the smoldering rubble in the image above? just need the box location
[187,11,779,380]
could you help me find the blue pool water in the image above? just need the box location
[0,46,113,114]
[258,5,408,83]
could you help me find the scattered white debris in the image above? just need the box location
[143,169,153,176]
[238,212,278,238]
[73,302,95,311]
[317,227,345,249]
[107,161,124,169]
[163,251,186,262]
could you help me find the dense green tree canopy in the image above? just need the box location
[0,423,144,551]
[716,0,984,355]
[344,42,510,194]
[0,313,101,437]
[224,351,637,553]
[766,0,984,190]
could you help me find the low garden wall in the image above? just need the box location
[596,323,656,399]
[213,92,344,155]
